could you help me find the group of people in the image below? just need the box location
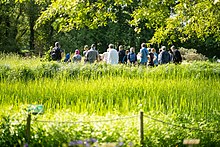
[50,42,182,66]
[50,42,82,63]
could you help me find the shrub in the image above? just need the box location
[179,47,208,61]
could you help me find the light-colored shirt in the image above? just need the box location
[107,49,119,64]
[102,52,109,63]
[72,54,82,63]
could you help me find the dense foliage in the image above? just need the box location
[0,0,219,57]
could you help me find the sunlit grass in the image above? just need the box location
[0,76,219,119]
[0,53,220,119]
[0,53,220,146]
[0,53,41,68]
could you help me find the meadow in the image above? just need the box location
[0,53,220,146]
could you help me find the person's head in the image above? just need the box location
[91,44,96,49]
[148,48,152,52]
[125,50,129,55]
[55,42,60,48]
[161,46,166,51]
[152,48,156,53]
[84,45,89,51]
[119,45,124,51]
[108,44,114,49]
[171,45,176,50]
[75,49,80,55]
[130,47,135,53]
[141,43,146,48]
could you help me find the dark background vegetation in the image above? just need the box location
[0,0,219,58]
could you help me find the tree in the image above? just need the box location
[149,0,220,57]
[0,0,20,52]
[1,0,219,57]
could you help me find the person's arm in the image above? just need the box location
[107,53,110,63]
[96,51,99,62]
[140,49,143,57]
[148,54,151,61]
[127,53,131,64]
[153,54,156,61]
[161,52,165,63]
[60,49,64,59]
[84,51,89,62]
[158,53,162,64]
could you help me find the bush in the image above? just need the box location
[179,47,208,61]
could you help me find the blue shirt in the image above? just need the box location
[140,48,149,64]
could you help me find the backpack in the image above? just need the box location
[162,51,170,63]
[174,50,182,62]
[129,53,136,62]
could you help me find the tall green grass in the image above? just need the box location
[1,54,220,146]
[0,53,220,118]
[0,69,219,120]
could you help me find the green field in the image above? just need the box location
[0,54,220,146]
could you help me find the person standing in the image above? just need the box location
[85,44,99,63]
[50,42,63,61]
[158,46,171,64]
[171,45,182,64]
[118,45,125,64]
[148,48,155,67]
[83,45,89,56]
[128,47,137,65]
[122,50,129,64]
[107,44,119,65]
[102,49,109,63]
[139,43,149,65]
[152,48,158,66]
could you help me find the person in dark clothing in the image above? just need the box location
[128,47,137,65]
[148,48,155,67]
[122,50,129,64]
[171,46,182,64]
[158,46,171,64]
[50,42,63,61]
[118,45,125,64]
[169,49,174,63]
[85,44,99,63]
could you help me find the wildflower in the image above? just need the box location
[90,138,97,143]
[117,142,124,147]
[76,140,83,145]
[129,142,133,147]
[69,141,77,146]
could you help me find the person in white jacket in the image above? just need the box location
[107,44,119,65]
